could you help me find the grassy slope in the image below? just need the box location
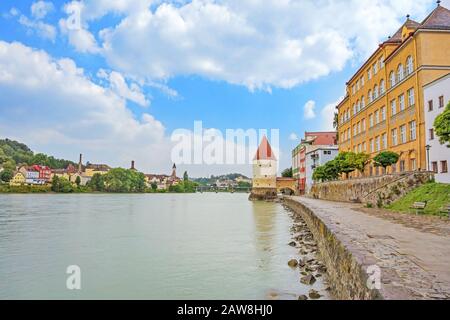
[387,182,450,217]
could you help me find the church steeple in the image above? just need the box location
[171,163,177,178]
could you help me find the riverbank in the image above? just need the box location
[284,196,450,300]
[0,184,194,194]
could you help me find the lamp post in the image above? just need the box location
[426,145,431,172]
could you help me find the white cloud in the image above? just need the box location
[289,133,298,141]
[58,1,101,54]
[0,41,169,172]
[320,101,340,132]
[97,69,149,107]
[31,1,54,20]
[18,15,56,42]
[304,100,316,120]
[88,0,433,90]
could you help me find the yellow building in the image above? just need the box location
[337,4,450,176]
[9,172,26,186]
[84,164,111,177]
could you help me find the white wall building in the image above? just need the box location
[423,73,450,184]
[305,146,339,193]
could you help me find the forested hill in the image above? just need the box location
[0,138,76,170]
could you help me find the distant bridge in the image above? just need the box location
[195,186,251,193]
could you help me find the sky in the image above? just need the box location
[0,0,447,177]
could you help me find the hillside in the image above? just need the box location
[193,173,251,185]
[387,182,450,217]
[0,138,76,171]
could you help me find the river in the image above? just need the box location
[0,193,329,299]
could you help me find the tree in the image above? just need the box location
[373,151,400,170]
[312,159,341,182]
[281,167,293,178]
[334,152,357,178]
[354,153,371,176]
[51,176,74,193]
[434,102,450,147]
[87,173,105,192]
[75,176,81,187]
[151,183,158,191]
[183,171,189,182]
[0,169,14,183]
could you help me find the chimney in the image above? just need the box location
[131,160,135,170]
[78,154,82,173]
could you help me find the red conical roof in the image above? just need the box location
[254,136,277,161]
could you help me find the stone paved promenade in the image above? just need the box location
[290,196,450,300]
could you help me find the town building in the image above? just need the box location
[9,171,26,186]
[18,165,48,185]
[145,164,181,190]
[336,3,450,177]
[292,132,337,194]
[250,136,278,200]
[304,146,339,193]
[84,163,111,177]
[423,73,450,183]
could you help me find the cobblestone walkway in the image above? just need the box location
[290,197,450,300]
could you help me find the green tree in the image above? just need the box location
[75,176,81,187]
[373,151,400,170]
[51,176,74,193]
[87,173,105,192]
[335,152,357,178]
[354,153,371,176]
[151,183,158,191]
[281,167,293,178]
[183,171,189,182]
[0,169,14,183]
[434,102,450,147]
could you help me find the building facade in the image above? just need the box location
[337,4,450,177]
[305,147,339,193]
[423,73,450,183]
[292,132,337,194]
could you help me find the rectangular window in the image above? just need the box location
[347,128,351,139]
[432,161,438,173]
[379,57,384,69]
[390,100,397,116]
[392,128,398,146]
[439,95,445,108]
[428,100,433,111]
[400,160,405,172]
[374,110,379,124]
[409,121,416,141]
[375,136,380,151]
[358,144,362,153]
[399,94,405,111]
[361,77,364,86]
[373,63,377,75]
[362,118,366,131]
[369,114,374,127]
[408,88,415,106]
[400,125,406,144]
[410,159,416,171]
[382,133,387,149]
[381,106,386,121]
[357,121,361,134]
[442,161,448,173]
[353,125,357,136]
[391,164,397,174]
[370,139,374,153]
[368,69,372,80]
[362,142,366,152]
[429,128,434,140]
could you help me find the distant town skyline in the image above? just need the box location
[0,0,448,177]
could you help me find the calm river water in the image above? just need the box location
[0,193,329,299]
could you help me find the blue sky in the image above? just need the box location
[0,0,445,176]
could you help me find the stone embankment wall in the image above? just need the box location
[309,172,433,207]
[284,198,383,300]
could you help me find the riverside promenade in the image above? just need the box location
[287,196,450,300]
